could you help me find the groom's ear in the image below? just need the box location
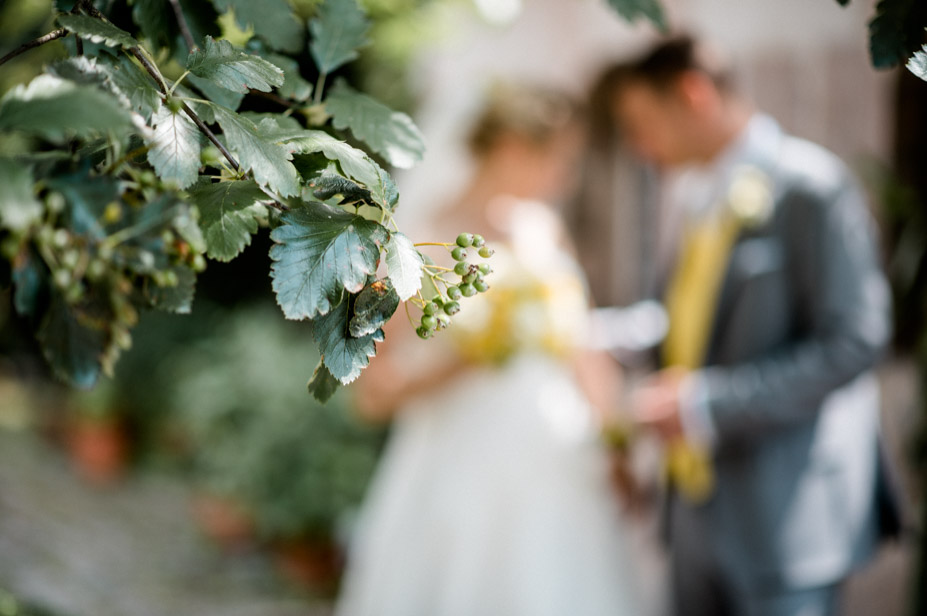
[672,71,722,116]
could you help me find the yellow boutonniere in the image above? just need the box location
[727,165,774,228]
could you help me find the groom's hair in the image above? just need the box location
[609,35,734,95]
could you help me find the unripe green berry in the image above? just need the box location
[37,226,54,248]
[416,326,432,340]
[459,283,476,297]
[451,246,468,261]
[471,234,485,248]
[456,233,473,248]
[447,286,462,300]
[462,272,477,285]
[53,269,71,289]
[421,314,438,330]
[192,254,207,272]
[113,327,132,350]
[64,282,84,304]
[201,145,222,166]
[1,235,22,259]
[164,270,179,287]
[46,192,66,214]
[53,229,69,249]
[436,313,450,330]
[97,243,114,261]
[87,259,106,281]
[139,170,157,186]
[62,249,80,270]
[103,202,122,224]
[443,301,461,316]
[454,261,469,276]
[478,263,492,275]
[138,250,155,270]
[474,280,490,293]
[423,301,439,316]
[478,246,494,258]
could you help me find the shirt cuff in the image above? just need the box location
[679,372,718,450]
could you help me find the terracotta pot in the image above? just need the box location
[191,493,256,551]
[272,537,342,595]
[66,418,128,485]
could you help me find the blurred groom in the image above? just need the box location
[609,37,894,615]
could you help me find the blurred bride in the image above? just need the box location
[335,84,639,616]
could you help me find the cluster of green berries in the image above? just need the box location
[415,232,494,340]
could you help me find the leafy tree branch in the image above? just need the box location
[0,29,69,68]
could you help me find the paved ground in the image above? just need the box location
[0,428,331,616]
[0,358,920,616]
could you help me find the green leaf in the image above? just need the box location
[605,0,667,30]
[12,247,46,317]
[249,114,304,133]
[311,167,372,204]
[57,13,139,48]
[307,359,341,402]
[0,158,41,232]
[309,0,371,75]
[0,75,133,143]
[312,293,383,384]
[47,169,120,240]
[257,51,312,101]
[868,0,923,69]
[349,279,399,337]
[98,55,162,120]
[384,231,423,301]
[171,200,207,254]
[187,36,284,94]
[47,56,109,88]
[269,201,387,320]
[186,73,245,111]
[325,80,425,169]
[173,83,218,123]
[132,0,173,50]
[37,294,106,389]
[209,103,300,196]
[147,265,196,313]
[908,46,927,80]
[147,105,202,189]
[276,129,398,210]
[212,0,303,53]
[190,180,267,261]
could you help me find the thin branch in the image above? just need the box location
[250,90,294,108]
[126,45,241,174]
[74,1,280,212]
[167,0,196,52]
[104,144,149,174]
[0,28,69,68]
[257,185,290,213]
[179,101,241,174]
[128,46,168,92]
[313,72,326,105]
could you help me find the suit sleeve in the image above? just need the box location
[692,174,892,445]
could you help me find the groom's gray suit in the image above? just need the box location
[666,115,892,616]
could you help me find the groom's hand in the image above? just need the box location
[632,368,686,441]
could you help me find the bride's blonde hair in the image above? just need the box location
[466,83,577,158]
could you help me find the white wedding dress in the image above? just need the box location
[336,201,639,616]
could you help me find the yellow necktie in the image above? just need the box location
[661,213,742,503]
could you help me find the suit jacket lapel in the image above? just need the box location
[704,122,786,365]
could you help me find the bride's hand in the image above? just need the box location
[609,450,649,515]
